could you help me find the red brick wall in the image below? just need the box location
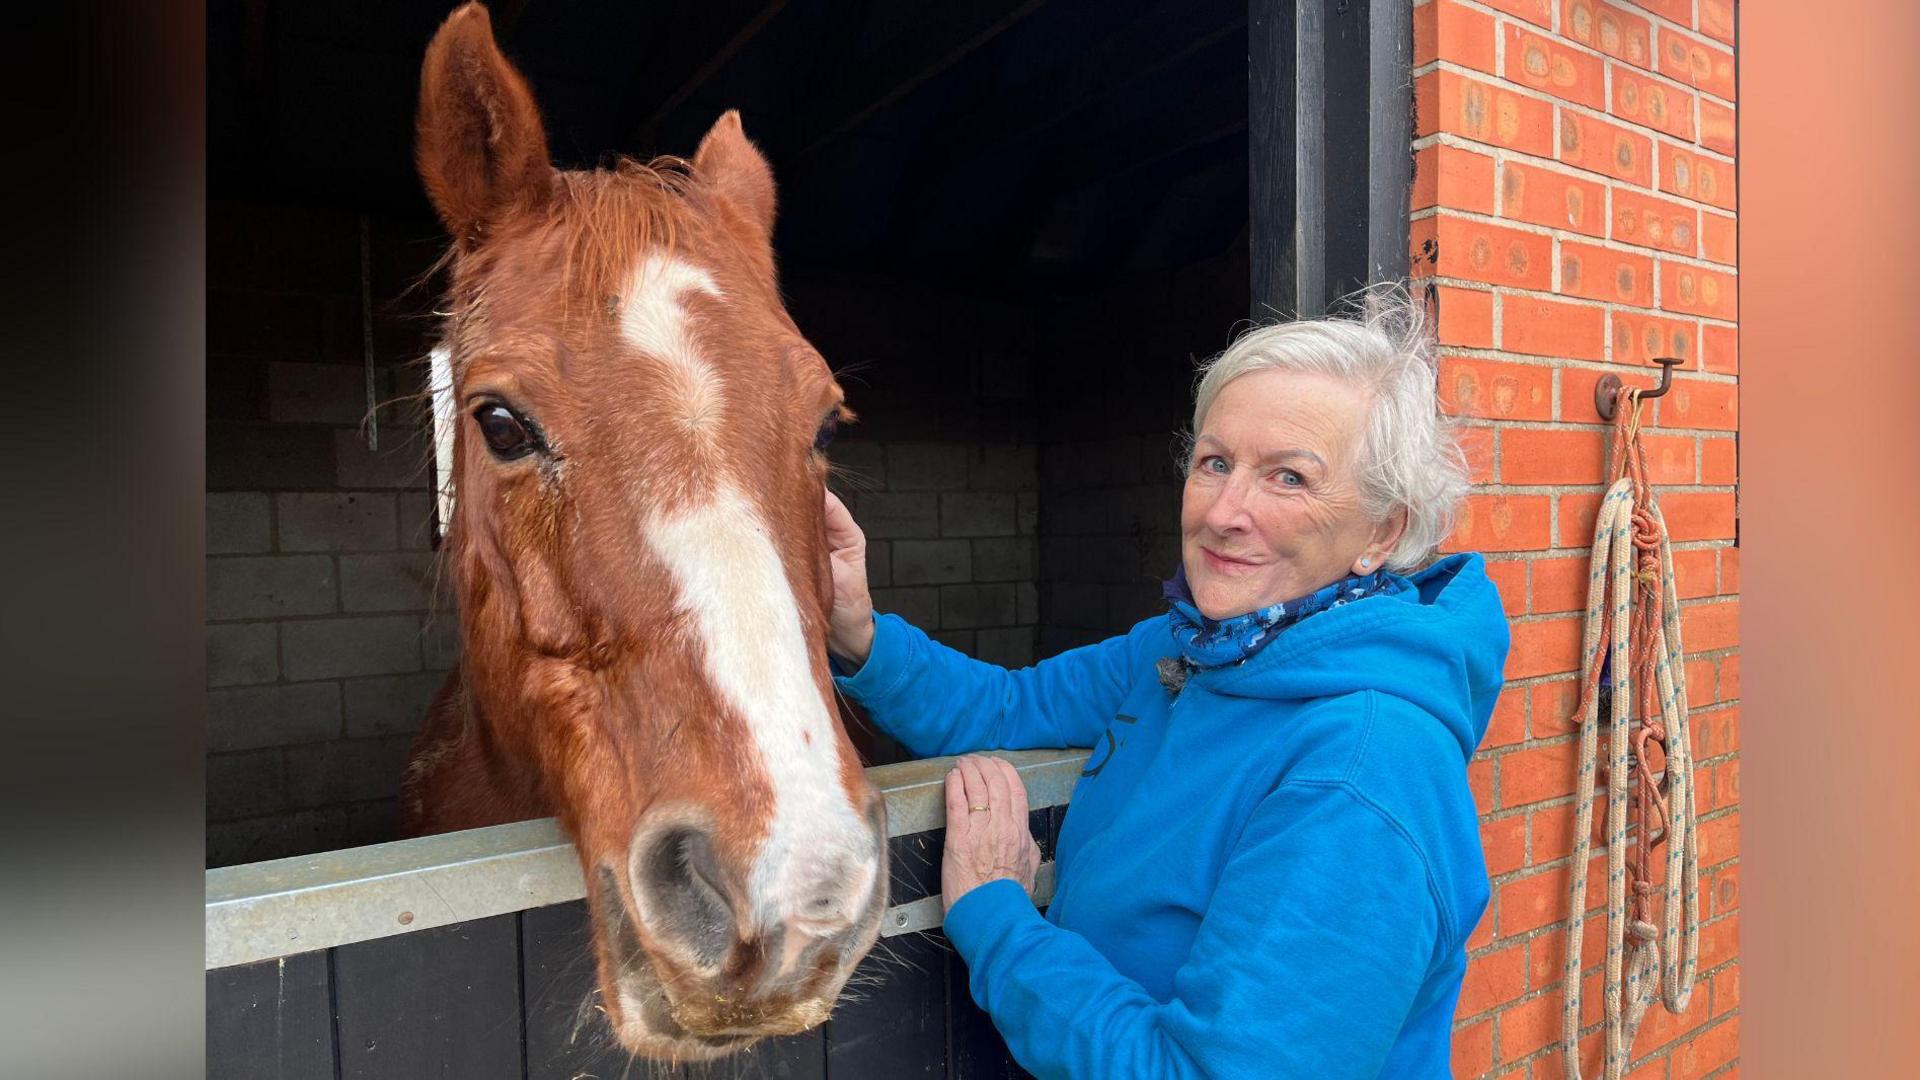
[1412,1,1739,1077]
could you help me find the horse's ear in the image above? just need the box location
[693,111,777,238]
[415,2,553,246]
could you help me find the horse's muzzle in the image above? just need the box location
[590,797,888,1059]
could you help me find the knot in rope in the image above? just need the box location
[1557,385,1701,1079]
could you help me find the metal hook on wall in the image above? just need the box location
[1595,357,1683,421]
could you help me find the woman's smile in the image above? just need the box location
[1180,367,1403,620]
[1200,547,1262,573]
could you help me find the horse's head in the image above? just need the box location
[416,4,883,1059]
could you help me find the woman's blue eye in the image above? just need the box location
[1279,470,1304,487]
[1202,456,1228,474]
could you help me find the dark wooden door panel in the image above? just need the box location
[331,914,524,1080]
[206,950,337,1080]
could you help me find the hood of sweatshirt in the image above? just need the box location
[1188,552,1510,762]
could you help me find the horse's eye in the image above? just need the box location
[473,403,538,460]
[813,414,838,453]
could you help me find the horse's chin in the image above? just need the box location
[605,977,837,1062]
[599,931,849,1062]
[607,1024,759,1064]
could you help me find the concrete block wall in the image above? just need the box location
[792,270,1048,761]
[830,438,1041,670]
[1031,251,1249,655]
[206,200,451,867]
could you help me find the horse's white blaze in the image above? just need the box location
[620,254,725,434]
[645,487,875,929]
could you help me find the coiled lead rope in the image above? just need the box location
[1558,389,1701,1078]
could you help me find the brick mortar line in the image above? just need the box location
[1481,794,1743,837]
[1411,150,1740,270]
[1475,749,1743,808]
[1466,921,1743,981]
[1480,743,1743,779]
[1407,138,1739,231]
[1498,604,1744,625]
[209,675,363,690]
[1494,595,1741,620]
[1413,56,1743,164]
[1479,860,1741,930]
[1471,537,1738,553]
[1703,1056,1744,1080]
[1436,0,1720,54]
[1417,204,1740,276]
[1474,741,1741,786]
[1420,57,1738,166]
[1448,361,1740,397]
[1479,736,1744,784]
[206,792,404,826]
[1466,440,1728,486]
[1509,1011,1742,1077]
[1492,0,1508,74]
[1473,816,1740,858]
[1476,543,1736,561]
[1451,411,1743,428]
[1451,451,1743,472]
[1487,698,1742,740]
[1467,890,1745,954]
[1424,285,1740,336]
[1495,7,1737,111]
[1453,947,1741,1025]
[1476,878,1745,937]
[1434,0,1738,107]
[1435,346,1739,381]
[1451,960,1742,1033]
[1473,423,1725,485]
[1420,272,1739,329]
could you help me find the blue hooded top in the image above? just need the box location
[833,552,1510,1079]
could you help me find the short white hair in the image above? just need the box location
[1189,283,1469,572]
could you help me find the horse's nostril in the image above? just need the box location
[631,825,737,969]
[796,891,847,927]
[781,859,875,940]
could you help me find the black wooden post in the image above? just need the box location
[1249,0,1414,319]
[1249,0,1298,319]
[1367,0,1415,287]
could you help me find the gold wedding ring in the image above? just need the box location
[968,804,990,813]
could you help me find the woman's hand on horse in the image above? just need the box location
[941,755,1042,915]
[823,491,876,667]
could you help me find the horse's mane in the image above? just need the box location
[552,156,698,305]
[425,155,701,322]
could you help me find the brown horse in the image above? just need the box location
[397,3,885,1062]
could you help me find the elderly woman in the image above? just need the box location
[822,291,1509,1078]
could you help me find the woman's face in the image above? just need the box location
[1180,367,1406,621]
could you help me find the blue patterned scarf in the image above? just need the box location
[1157,564,1407,693]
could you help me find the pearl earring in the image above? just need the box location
[1359,558,1369,569]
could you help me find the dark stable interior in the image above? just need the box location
[206,0,1253,862]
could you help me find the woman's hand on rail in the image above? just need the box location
[823,490,876,668]
[941,755,1041,915]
